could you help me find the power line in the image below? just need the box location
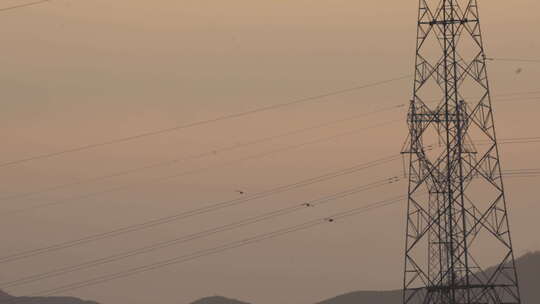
[421,94,540,106]
[0,105,404,202]
[2,141,533,265]
[0,67,536,172]
[0,154,400,264]
[2,91,539,205]
[503,168,540,172]
[475,136,540,145]
[501,168,540,177]
[495,96,540,104]
[1,91,537,206]
[1,129,536,264]
[488,57,540,63]
[0,177,400,289]
[501,169,540,179]
[500,137,540,144]
[0,120,401,216]
[0,0,50,12]
[0,75,410,169]
[1,195,407,301]
[504,176,540,179]
[492,90,540,98]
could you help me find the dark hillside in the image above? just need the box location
[190,296,251,304]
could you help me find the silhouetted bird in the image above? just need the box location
[236,190,245,195]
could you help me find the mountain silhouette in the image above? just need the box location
[190,296,251,304]
[186,251,539,304]
[0,290,99,304]
[514,251,540,303]
[316,290,401,304]
[315,251,540,304]
[0,290,11,300]
[0,251,537,304]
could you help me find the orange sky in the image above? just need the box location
[0,1,539,303]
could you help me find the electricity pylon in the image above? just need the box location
[402,1,521,303]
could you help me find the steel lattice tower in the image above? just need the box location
[402,0,521,303]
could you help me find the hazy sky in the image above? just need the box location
[1,1,539,304]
